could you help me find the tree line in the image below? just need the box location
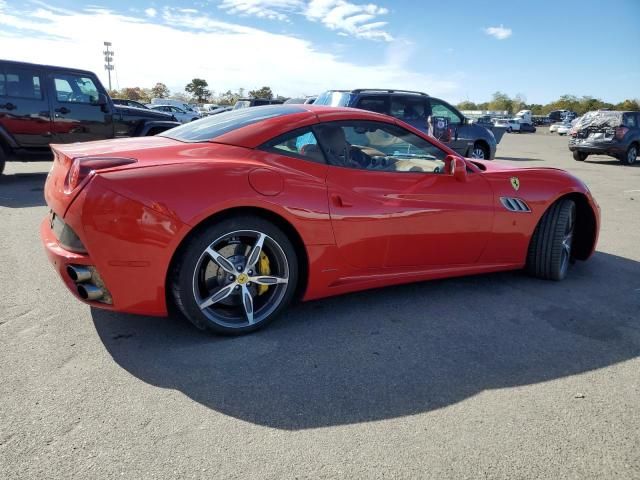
[108,79,280,105]
[457,92,639,116]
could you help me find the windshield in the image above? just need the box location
[314,91,352,107]
[159,105,305,142]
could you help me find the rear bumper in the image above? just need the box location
[568,139,627,155]
[41,180,190,316]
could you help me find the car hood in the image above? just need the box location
[114,105,174,120]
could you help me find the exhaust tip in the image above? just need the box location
[77,283,104,301]
[67,265,92,283]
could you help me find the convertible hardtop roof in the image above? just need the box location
[160,104,398,148]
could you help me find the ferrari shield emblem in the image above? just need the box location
[510,177,520,191]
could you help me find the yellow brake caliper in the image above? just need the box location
[258,251,271,296]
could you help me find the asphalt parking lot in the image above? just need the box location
[1,129,639,479]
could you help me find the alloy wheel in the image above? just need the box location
[192,230,289,329]
[471,147,486,159]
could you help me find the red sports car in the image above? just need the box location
[41,105,600,334]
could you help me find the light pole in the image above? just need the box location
[103,42,114,91]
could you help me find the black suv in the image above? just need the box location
[0,60,180,174]
[569,110,639,165]
[314,89,503,159]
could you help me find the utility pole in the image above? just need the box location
[103,42,114,91]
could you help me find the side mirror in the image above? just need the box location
[94,93,108,106]
[446,155,467,182]
[94,93,109,112]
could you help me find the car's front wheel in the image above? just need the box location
[171,216,298,335]
[471,142,489,159]
[621,144,637,165]
[526,199,576,281]
[573,151,588,161]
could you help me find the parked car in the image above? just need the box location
[557,123,572,136]
[233,98,284,110]
[0,59,179,174]
[494,118,521,133]
[149,105,200,123]
[519,122,537,133]
[151,98,199,115]
[549,122,564,133]
[569,110,639,165]
[41,105,599,335]
[314,89,502,160]
[284,96,317,105]
[548,110,576,122]
[112,99,149,109]
[208,106,233,115]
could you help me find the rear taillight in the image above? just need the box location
[615,126,629,140]
[65,157,137,193]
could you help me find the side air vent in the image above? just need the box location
[500,197,531,213]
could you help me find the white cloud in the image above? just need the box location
[219,0,393,41]
[219,0,301,22]
[484,25,512,40]
[0,3,457,98]
[305,0,392,41]
[144,7,157,18]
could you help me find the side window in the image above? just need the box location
[623,113,637,128]
[315,121,447,174]
[0,69,42,99]
[356,96,389,115]
[53,75,99,103]
[390,97,426,122]
[429,99,462,126]
[261,128,325,164]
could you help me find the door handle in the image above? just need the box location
[0,102,16,111]
[55,107,70,114]
[331,194,352,208]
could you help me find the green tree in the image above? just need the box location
[217,89,242,106]
[615,99,640,111]
[151,82,170,99]
[488,91,513,113]
[248,86,273,100]
[457,100,478,110]
[185,78,211,103]
[120,87,145,101]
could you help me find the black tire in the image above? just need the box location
[507,127,512,133]
[621,144,637,165]
[171,215,299,335]
[573,151,588,161]
[526,199,576,281]
[471,142,490,160]
[0,145,6,175]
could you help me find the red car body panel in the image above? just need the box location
[41,105,600,316]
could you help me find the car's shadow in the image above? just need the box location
[91,252,640,430]
[0,172,48,208]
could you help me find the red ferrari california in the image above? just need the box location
[42,105,600,334]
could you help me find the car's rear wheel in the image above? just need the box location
[171,216,298,335]
[573,151,588,161]
[621,144,637,165]
[506,127,512,133]
[526,199,576,281]
[471,142,489,160]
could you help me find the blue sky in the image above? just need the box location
[1,0,638,103]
